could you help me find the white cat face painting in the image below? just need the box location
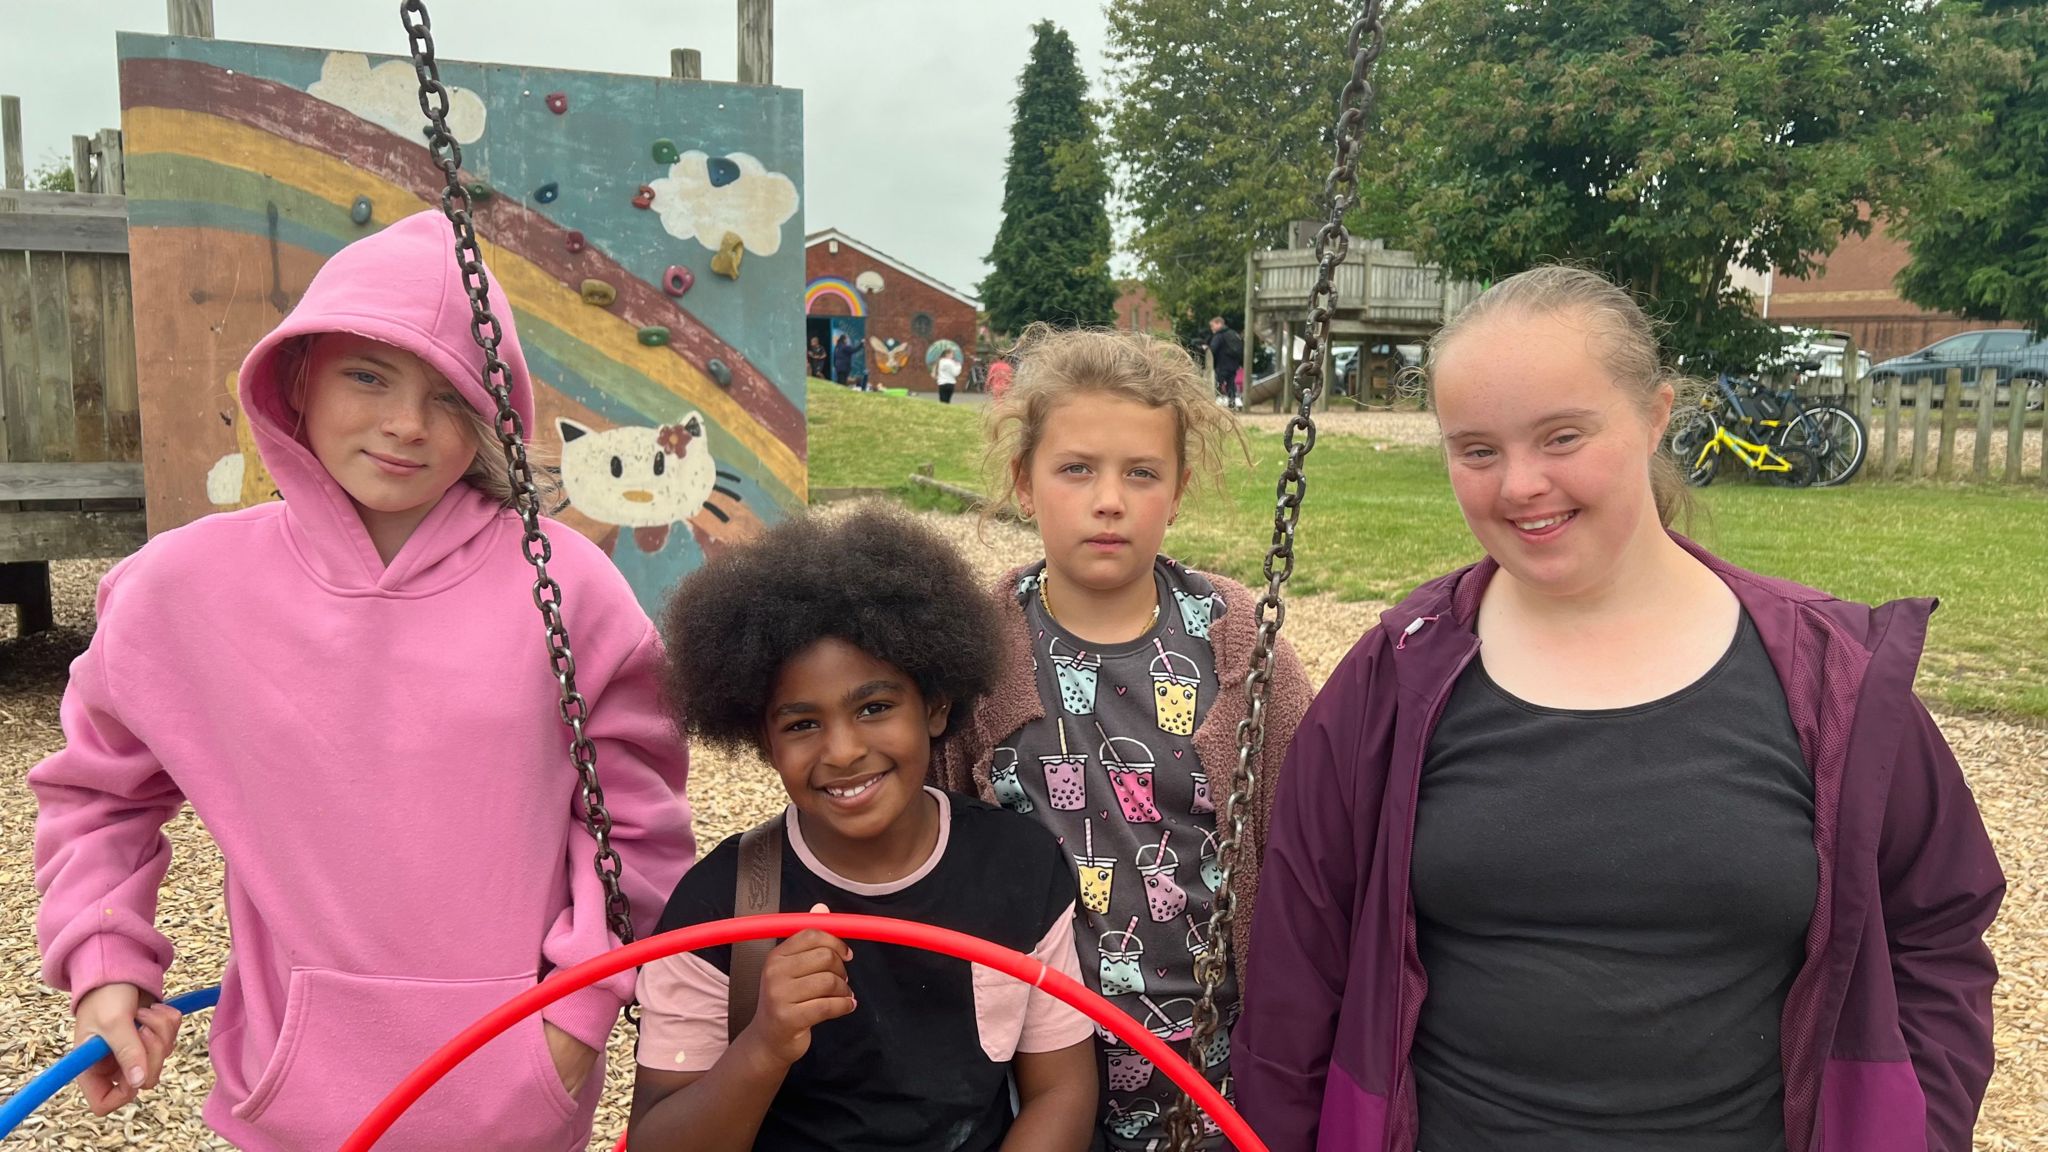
[556,415,720,529]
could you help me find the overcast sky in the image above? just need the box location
[0,0,1118,296]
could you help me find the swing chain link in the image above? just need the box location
[399,2,639,972]
[1167,3,1386,1147]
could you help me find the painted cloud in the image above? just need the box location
[308,51,487,145]
[649,151,800,257]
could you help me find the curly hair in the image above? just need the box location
[982,323,1248,521]
[659,506,1003,753]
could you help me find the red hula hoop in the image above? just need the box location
[339,912,1264,1152]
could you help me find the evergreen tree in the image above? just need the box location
[982,21,1119,333]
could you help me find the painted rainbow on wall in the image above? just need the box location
[804,277,865,317]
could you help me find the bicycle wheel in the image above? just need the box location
[1668,405,1720,486]
[1767,442,1818,488]
[1777,405,1865,487]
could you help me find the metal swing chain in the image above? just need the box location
[1165,3,1386,1148]
[399,1,637,961]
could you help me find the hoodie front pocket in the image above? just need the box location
[232,967,582,1152]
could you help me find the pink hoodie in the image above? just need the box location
[32,211,696,1151]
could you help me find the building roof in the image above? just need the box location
[805,229,981,310]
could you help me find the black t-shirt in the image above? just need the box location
[637,790,1090,1152]
[1410,611,1816,1151]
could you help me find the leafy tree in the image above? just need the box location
[982,21,1119,332]
[1895,1,2048,330]
[1104,0,1356,344]
[1360,0,1951,369]
[31,157,75,193]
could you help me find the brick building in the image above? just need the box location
[1115,279,1174,336]
[805,229,979,393]
[1766,216,2031,360]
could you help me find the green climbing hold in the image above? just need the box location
[637,326,671,347]
[467,181,495,202]
[652,138,681,165]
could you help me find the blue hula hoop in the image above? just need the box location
[0,986,221,1138]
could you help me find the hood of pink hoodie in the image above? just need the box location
[238,210,536,591]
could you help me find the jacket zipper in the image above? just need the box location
[1384,616,1479,1152]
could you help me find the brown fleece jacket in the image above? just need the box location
[931,562,1314,980]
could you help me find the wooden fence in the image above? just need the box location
[1846,365,2043,486]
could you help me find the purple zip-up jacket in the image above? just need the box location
[1235,538,2003,1152]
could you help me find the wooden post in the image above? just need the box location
[671,49,703,80]
[2008,378,2030,484]
[1973,367,1997,480]
[1243,250,1257,412]
[1880,377,1902,479]
[2,96,22,190]
[1910,378,1933,478]
[71,135,93,194]
[1937,367,1962,480]
[93,129,124,195]
[0,560,54,636]
[167,0,214,37]
[738,0,774,84]
[1275,320,1294,415]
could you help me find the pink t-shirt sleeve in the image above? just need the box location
[1018,902,1094,1053]
[634,952,730,1073]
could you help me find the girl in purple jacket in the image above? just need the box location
[1235,266,2003,1152]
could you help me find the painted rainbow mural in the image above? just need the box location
[117,33,805,616]
[804,276,865,317]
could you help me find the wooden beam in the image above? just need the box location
[0,212,128,254]
[0,189,128,216]
[93,129,123,195]
[672,48,703,80]
[71,136,93,195]
[1973,367,1997,480]
[2009,380,2030,485]
[1910,378,1933,478]
[2,95,22,190]
[0,462,145,500]
[0,509,146,563]
[167,0,215,38]
[1880,377,1901,478]
[1936,368,1961,481]
[738,0,774,84]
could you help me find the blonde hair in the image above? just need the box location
[1418,264,1699,529]
[983,323,1247,520]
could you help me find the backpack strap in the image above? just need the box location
[727,813,787,1042]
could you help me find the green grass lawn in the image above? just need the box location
[808,384,2048,720]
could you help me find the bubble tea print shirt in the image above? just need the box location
[999,557,1237,1151]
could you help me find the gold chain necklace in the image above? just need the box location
[1038,569,1159,632]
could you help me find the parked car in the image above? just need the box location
[1867,328,2046,409]
[1760,326,1871,387]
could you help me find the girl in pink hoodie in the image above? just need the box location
[31,211,696,1151]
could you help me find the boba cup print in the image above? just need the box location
[1076,820,1115,915]
[1107,1100,1160,1141]
[991,748,1033,814]
[1049,638,1100,716]
[1174,589,1215,640]
[1042,718,1087,811]
[1142,996,1196,1043]
[1137,832,1187,923]
[1098,726,1162,825]
[1150,644,1200,736]
[1105,1047,1157,1093]
[1200,830,1223,893]
[1190,769,1213,815]
[1099,918,1146,996]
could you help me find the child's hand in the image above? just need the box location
[71,983,182,1116]
[543,1020,600,1097]
[738,909,856,1069]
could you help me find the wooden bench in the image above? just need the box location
[0,462,146,634]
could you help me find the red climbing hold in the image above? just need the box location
[565,231,586,254]
[663,266,695,297]
[632,185,655,210]
[545,91,568,114]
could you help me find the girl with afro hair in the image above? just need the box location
[630,506,1098,1152]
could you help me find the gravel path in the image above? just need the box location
[3,514,2041,1149]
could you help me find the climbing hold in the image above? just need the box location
[545,91,568,114]
[349,196,373,226]
[707,359,733,388]
[632,184,655,210]
[467,181,494,202]
[580,279,617,307]
[533,182,559,204]
[652,138,681,165]
[638,326,671,347]
[662,265,695,297]
[710,231,745,279]
[564,231,586,254]
[707,156,742,188]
